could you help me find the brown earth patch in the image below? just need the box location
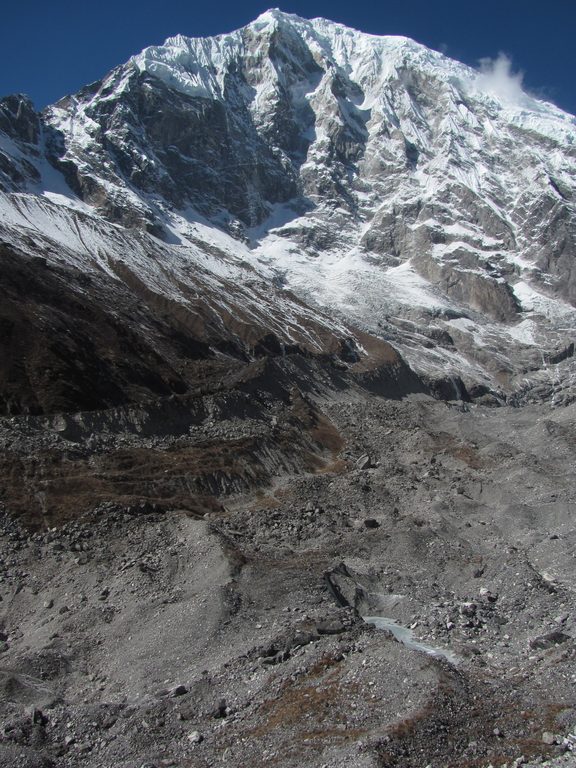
[432,432,489,470]
[0,393,345,529]
[376,671,568,768]
[248,653,367,748]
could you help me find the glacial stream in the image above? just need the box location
[363,616,459,665]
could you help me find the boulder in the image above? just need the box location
[530,631,571,650]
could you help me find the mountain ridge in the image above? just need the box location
[0,10,575,408]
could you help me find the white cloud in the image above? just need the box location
[476,53,527,106]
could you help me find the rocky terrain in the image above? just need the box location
[0,380,575,768]
[0,9,575,768]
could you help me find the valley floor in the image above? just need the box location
[0,389,575,768]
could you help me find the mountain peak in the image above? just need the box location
[3,11,576,399]
[253,8,297,24]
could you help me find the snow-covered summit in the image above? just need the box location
[130,10,575,141]
[130,12,467,101]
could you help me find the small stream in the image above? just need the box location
[363,616,459,665]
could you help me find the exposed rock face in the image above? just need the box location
[0,9,575,396]
[45,68,301,230]
[0,95,42,189]
[0,95,40,146]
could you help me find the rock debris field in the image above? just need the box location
[0,385,575,768]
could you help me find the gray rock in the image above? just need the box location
[530,631,571,650]
[28,708,48,727]
[316,620,346,635]
[169,685,188,697]
[459,602,477,618]
[356,455,374,470]
[479,587,498,603]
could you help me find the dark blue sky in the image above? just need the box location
[2,1,575,115]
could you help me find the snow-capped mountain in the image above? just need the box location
[1,9,575,412]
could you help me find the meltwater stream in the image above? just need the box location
[363,616,459,665]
